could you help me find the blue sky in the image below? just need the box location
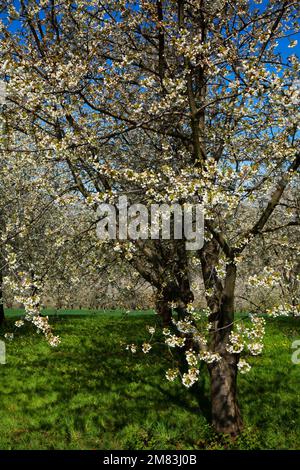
[2,1,299,61]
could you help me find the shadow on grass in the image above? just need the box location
[0,316,211,449]
[0,314,299,449]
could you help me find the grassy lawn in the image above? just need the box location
[0,310,299,450]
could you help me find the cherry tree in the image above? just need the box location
[0,0,299,435]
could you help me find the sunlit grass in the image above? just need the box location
[0,311,299,449]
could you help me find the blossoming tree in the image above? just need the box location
[0,0,299,435]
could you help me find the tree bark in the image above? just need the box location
[209,262,243,435]
[0,303,4,326]
[155,296,172,326]
[199,242,242,435]
[155,275,193,327]
[208,351,242,435]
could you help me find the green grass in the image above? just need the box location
[4,307,155,318]
[0,310,299,450]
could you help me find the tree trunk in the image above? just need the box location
[199,241,242,435]
[0,303,4,326]
[209,352,242,435]
[155,296,172,326]
[155,274,194,327]
[208,262,243,436]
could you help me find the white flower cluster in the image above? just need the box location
[248,342,263,355]
[165,335,186,348]
[165,368,179,382]
[248,267,281,288]
[142,342,152,354]
[22,295,41,316]
[193,333,208,348]
[267,304,300,318]
[173,318,197,334]
[126,343,137,354]
[185,350,199,367]
[170,30,208,65]
[28,314,61,347]
[4,266,60,347]
[186,303,195,314]
[248,315,266,336]
[4,332,14,341]
[146,326,155,335]
[226,332,244,354]
[48,335,61,347]
[198,351,222,364]
[215,261,227,279]
[182,368,200,388]
[226,315,265,371]
[237,359,251,374]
